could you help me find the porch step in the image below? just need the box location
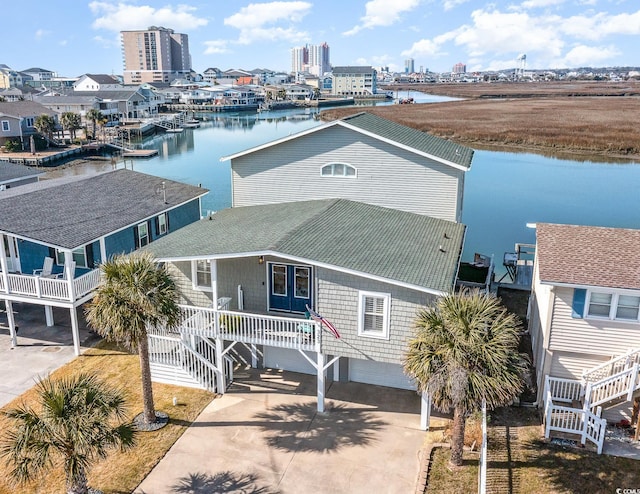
[150,362,207,391]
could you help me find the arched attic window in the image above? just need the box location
[320,162,357,177]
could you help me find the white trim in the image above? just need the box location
[584,289,640,323]
[191,259,213,292]
[156,250,449,296]
[136,221,149,247]
[540,280,640,294]
[320,162,357,178]
[357,290,391,340]
[0,173,43,185]
[157,212,168,235]
[220,118,470,172]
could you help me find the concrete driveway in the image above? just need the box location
[0,302,98,407]
[136,368,426,494]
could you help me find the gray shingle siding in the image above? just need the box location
[317,268,434,363]
[232,125,463,221]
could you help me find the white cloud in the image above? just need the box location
[344,0,422,36]
[203,40,229,55]
[93,35,118,48]
[402,39,442,57]
[520,0,565,9]
[35,29,51,40]
[443,0,470,12]
[89,2,208,31]
[554,44,620,67]
[223,1,311,44]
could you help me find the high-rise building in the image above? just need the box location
[121,26,192,84]
[404,58,415,74]
[452,62,466,74]
[291,43,330,76]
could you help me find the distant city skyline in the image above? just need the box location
[2,1,639,77]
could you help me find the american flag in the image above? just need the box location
[306,305,341,339]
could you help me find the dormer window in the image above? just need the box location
[321,163,356,178]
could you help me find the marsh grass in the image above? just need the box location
[0,340,214,494]
[324,82,640,160]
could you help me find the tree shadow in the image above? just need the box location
[169,471,280,494]
[253,401,387,453]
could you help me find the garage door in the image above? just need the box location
[264,347,316,375]
[349,358,416,390]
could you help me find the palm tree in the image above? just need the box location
[85,108,103,140]
[404,290,528,467]
[34,114,56,147]
[0,373,135,494]
[85,251,181,424]
[61,112,82,142]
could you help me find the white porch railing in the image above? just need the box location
[585,363,640,410]
[583,348,640,383]
[543,376,583,404]
[176,305,321,352]
[478,400,487,494]
[544,381,607,453]
[544,389,606,454]
[1,270,101,303]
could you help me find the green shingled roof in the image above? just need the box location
[340,112,473,168]
[146,199,465,294]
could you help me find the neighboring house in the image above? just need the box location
[0,65,28,89]
[73,74,122,92]
[146,198,465,425]
[331,66,377,96]
[529,223,640,452]
[33,94,113,126]
[0,162,44,189]
[222,112,473,222]
[0,101,59,147]
[202,67,223,84]
[21,67,56,83]
[70,90,154,119]
[0,169,207,355]
[0,87,24,102]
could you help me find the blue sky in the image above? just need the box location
[3,0,639,77]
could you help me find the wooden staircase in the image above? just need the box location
[544,348,640,453]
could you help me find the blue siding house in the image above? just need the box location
[0,168,207,354]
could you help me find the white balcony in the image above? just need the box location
[0,269,101,306]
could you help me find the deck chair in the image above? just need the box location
[33,257,54,277]
[54,261,76,280]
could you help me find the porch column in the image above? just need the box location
[215,337,226,394]
[44,306,54,326]
[69,307,81,356]
[99,237,107,264]
[209,259,218,308]
[420,391,431,431]
[64,251,80,356]
[317,352,326,413]
[5,300,18,349]
[0,233,10,294]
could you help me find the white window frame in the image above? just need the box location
[158,212,168,235]
[1,121,9,132]
[137,221,149,247]
[56,247,87,269]
[585,290,640,323]
[191,260,212,291]
[357,290,391,340]
[320,162,357,178]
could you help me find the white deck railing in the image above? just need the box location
[175,304,320,352]
[585,363,640,409]
[1,270,101,303]
[583,348,640,382]
[478,400,487,494]
[544,390,606,454]
[544,376,583,404]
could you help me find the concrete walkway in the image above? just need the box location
[136,369,426,494]
[0,302,98,407]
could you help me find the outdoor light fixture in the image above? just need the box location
[258,256,264,265]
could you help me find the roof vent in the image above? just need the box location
[439,245,446,253]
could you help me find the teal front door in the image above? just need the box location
[269,263,312,313]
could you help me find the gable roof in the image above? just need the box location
[221,112,473,170]
[0,169,207,250]
[536,223,640,291]
[78,74,120,85]
[145,199,465,294]
[0,101,58,118]
[0,162,44,184]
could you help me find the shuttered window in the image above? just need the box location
[358,291,390,339]
[584,290,640,322]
